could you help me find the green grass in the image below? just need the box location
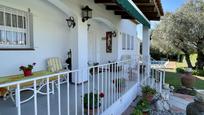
[165,53,204,89]
[165,70,204,90]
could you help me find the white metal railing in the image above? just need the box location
[139,60,166,93]
[0,59,140,115]
[150,68,166,93]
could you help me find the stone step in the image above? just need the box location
[169,93,194,110]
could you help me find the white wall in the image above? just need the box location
[118,20,138,61]
[88,20,118,64]
[0,0,73,76]
[0,0,140,78]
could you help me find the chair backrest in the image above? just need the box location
[47,57,63,72]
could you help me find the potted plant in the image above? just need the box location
[131,108,143,115]
[84,92,104,115]
[136,99,151,115]
[180,68,195,88]
[142,86,156,102]
[113,78,126,92]
[19,63,36,77]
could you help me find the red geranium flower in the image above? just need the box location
[99,92,104,98]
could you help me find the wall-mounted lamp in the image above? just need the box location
[112,31,117,37]
[66,16,76,28]
[87,24,91,31]
[82,5,92,22]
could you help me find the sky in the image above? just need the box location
[151,0,187,28]
[138,0,186,38]
[161,0,186,13]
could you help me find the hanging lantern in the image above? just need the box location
[82,5,92,22]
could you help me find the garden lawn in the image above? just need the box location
[165,70,204,90]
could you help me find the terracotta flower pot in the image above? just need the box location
[23,69,32,77]
[181,72,195,88]
[143,111,149,115]
[144,94,154,102]
[143,112,148,115]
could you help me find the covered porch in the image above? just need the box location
[0,0,165,115]
[0,59,165,115]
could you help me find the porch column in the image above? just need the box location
[142,26,150,85]
[72,18,89,83]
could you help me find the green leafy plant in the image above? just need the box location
[83,92,104,109]
[142,86,156,96]
[19,63,36,71]
[176,67,185,74]
[192,69,204,77]
[131,108,143,115]
[136,99,151,112]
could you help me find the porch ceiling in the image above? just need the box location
[94,0,163,26]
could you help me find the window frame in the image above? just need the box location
[0,4,34,50]
[122,32,135,51]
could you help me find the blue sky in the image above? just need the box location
[151,0,186,28]
[161,0,186,13]
[138,0,186,38]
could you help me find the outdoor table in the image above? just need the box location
[0,71,55,107]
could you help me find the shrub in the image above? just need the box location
[142,86,156,95]
[176,67,185,73]
[131,109,143,115]
[192,69,204,77]
[136,99,151,112]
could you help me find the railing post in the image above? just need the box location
[163,69,166,84]
[57,75,61,115]
[159,71,163,93]
[46,78,50,115]
[16,84,21,115]
[67,73,70,115]
[34,80,38,115]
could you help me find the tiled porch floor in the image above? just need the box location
[0,71,138,115]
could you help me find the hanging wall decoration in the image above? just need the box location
[106,32,112,53]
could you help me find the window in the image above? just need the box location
[122,33,126,50]
[127,34,130,50]
[131,36,134,50]
[122,32,135,51]
[0,5,33,50]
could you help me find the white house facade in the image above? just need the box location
[0,0,163,115]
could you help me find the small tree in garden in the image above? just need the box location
[152,0,204,69]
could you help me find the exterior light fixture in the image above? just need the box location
[82,5,92,22]
[87,24,91,31]
[66,16,76,28]
[112,31,117,37]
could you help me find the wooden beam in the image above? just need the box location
[106,5,123,11]
[143,12,158,17]
[132,0,151,3]
[114,11,129,15]
[94,0,116,3]
[146,16,160,20]
[151,0,161,16]
[121,15,134,19]
[136,3,155,6]
[137,6,156,12]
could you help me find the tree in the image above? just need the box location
[152,0,204,69]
